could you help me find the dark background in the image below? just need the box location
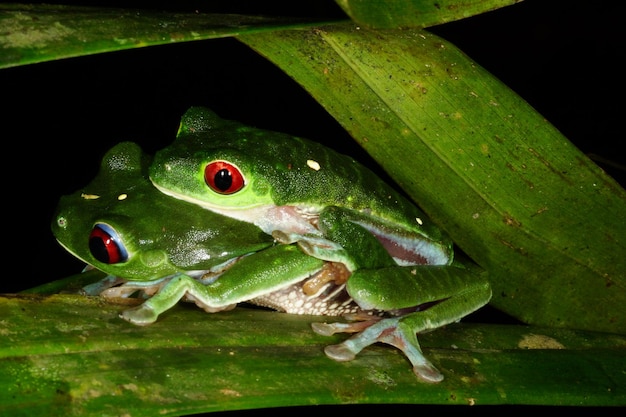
[3,0,624,296]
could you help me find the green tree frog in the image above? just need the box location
[52,141,330,321]
[146,107,492,382]
[149,107,453,269]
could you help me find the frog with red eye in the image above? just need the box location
[147,107,492,382]
[52,141,332,322]
[53,139,489,383]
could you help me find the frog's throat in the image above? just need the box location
[150,182,321,236]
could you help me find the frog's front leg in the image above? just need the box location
[120,244,325,325]
[273,205,400,271]
[312,261,491,383]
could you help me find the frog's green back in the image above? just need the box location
[151,107,449,247]
[52,141,274,281]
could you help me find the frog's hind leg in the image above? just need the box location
[312,315,443,383]
[312,268,492,383]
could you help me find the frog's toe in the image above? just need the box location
[271,230,300,244]
[377,322,444,383]
[119,305,158,326]
[311,322,338,336]
[311,319,375,336]
[323,343,357,361]
[413,362,444,383]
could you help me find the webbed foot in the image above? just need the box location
[312,315,444,383]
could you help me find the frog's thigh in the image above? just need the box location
[346,264,490,312]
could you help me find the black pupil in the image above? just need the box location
[89,235,111,263]
[214,168,232,191]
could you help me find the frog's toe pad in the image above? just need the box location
[413,363,444,383]
[323,343,357,362]
[119,305,158,326]
[311,322,339,336]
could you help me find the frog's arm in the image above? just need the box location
[119,244,325,325]
[277,205,450,270]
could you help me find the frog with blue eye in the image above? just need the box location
[145,107,492,382]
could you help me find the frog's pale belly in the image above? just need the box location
[247,260,361,316]
[249,280,360,316]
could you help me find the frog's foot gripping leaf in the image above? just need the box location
[311,267,492,383]
[312,314,444,383]
[117,274,241,326]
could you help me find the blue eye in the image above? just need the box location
[89,223,129,264]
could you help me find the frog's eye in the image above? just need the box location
[89,223,129,264]
[204,160,245,194]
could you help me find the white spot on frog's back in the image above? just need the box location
[307,159,321,171]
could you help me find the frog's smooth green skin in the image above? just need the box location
[147,108,491,382]
[52,141,275,284]
[149,106,453,269]
[285,203,491,382]
[317,258,490,383]
[53,142,491,383]
[52,141,324,316]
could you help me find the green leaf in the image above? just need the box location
[4,3,625,414]
[0,3,335,69]
[334,0,522,28]
[1,293,624,416]
[238,23,626,334]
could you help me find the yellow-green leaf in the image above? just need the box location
[335,0,522,28]
[238,23,626,333]
[0,3,334,69]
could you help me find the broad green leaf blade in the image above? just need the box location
[238,24,626,334]
[1,294,625,417]
[0,3,335,69]
[334,0,522,28]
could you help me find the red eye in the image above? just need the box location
[89,223,128,264]
[204,160,245,194]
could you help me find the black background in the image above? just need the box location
[3,1,625,296]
